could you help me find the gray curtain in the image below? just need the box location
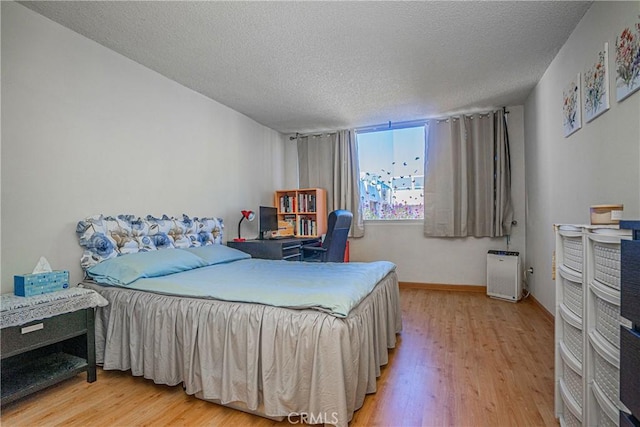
[297,130,364,237]
[423,110,513,237]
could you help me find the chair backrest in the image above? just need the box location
[322,210,353,262]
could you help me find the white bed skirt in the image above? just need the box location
[85,271,401,426]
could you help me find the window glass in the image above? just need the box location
[357,126,425,220]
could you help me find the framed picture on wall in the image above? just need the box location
[562,73,581,137]
[583,42,610,122]
[615,19,640,102]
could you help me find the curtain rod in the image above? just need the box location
[356,108,509,134]
[289,131,337,141]
[356,118,428,134]
[289,107,510,139]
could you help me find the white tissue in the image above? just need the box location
[32,256,53,274]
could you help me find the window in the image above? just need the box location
[357,125,426,220]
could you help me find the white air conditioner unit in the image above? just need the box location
[486,250,522,302]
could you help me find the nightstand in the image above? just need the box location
[0,288,108,406]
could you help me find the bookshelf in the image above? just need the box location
[274,188,327,238]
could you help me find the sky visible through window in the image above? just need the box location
[357,126,425,220]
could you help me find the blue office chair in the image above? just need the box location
[301,210,352,262]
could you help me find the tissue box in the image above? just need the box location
[590,204,624,225]
[14,271,69,297]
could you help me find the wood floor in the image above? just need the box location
[1,288,557,427]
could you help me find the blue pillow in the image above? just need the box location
[87,248,208,286]
[181,244,251,265]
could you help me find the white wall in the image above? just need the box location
[283,136,300,189]
[348,105,527,286]
[524,1,640,313]
[0,2,287,294]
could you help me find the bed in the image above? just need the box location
[76,214,402,426]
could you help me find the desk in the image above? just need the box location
[227,237,320,261]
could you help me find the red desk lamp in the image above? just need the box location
[234,210,255,242]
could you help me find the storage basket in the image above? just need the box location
[593,345,619,406]
[562,314,583,363]
[594,399,617,427]
[561,399,581,427]
[562,236,583,273]
[561,358,583,408]
[592,384,618,427]
[561,274,583,318]
[593,242,621,290]
[594,293,620,349]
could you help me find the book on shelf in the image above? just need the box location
[309,194,316,212]
[297,217,316,236]
[279,195,297,213]
[297,193,316,212]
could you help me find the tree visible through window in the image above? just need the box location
[357,125,425,220]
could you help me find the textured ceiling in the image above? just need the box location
[20,1,592,134]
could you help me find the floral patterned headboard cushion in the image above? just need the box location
[76,214,223,270]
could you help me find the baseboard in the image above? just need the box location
[399,282,486,293]
[528,293,554,323]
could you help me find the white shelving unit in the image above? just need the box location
[554,224,632,427]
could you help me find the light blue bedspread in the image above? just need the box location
[126,259,396,317]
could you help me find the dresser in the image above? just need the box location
[554,224,633,426]
[0,288,108,405]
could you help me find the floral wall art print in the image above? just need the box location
[583,43,610,122]
[615,18,640,102]
[563,74,581,137]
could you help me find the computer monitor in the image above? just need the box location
[259,206,278,239]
